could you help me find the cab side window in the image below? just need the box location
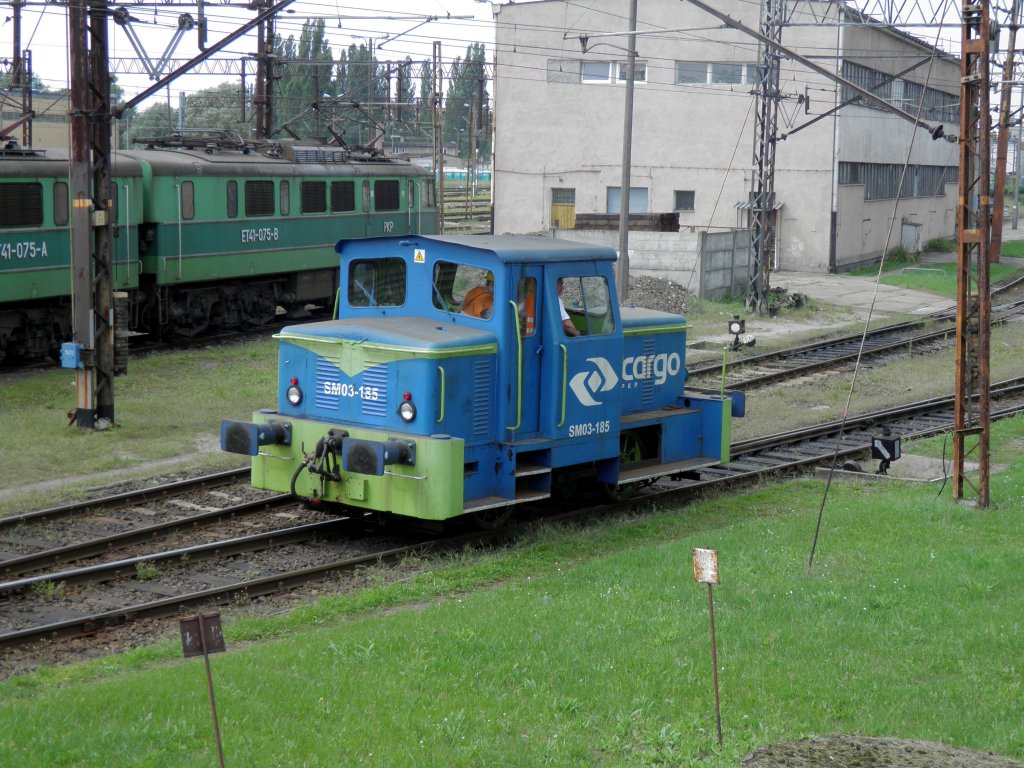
[432,261,494,319]
[560,276,615,336]
[348,257,406,307]
[517,277,537,337]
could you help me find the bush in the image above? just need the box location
[923,238,956,253]
[886,246,918,265]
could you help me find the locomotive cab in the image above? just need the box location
[222,235,743,525]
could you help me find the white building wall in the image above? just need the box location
[492,0,959,272]
[493,0,760,236]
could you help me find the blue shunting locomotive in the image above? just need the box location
[221,234,744,526]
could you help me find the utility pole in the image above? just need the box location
[254,0,274,140]
[953,0,993,506]
[990,0,1019,262]
[90,0,115,425]
[1015,96,1023,229]
[7,0,33,146]
[67,0,116,428]
[748,0,784,315]
[616,0,638,303]
[432,42,445,233]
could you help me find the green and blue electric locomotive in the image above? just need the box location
[222,235,744,527]
[0,140,438,362]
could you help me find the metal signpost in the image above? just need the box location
[692,547,723,747]
[180,612,228,768]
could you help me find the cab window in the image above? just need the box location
[348,258,406,307]
[560,275,615,336]
[432,260,494,319]
[516,277,537,337]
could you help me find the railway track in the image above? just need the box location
[688,295,1024,391]
[4,278,1022,656]
[4,378,1022,652]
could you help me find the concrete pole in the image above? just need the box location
[616,0,638,303]
[1015,84,1023,229]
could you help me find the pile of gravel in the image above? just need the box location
[623,274,694,315]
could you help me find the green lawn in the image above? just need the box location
[0,341,276,516]
[3,418,1023,767]
[877,261,1023,297]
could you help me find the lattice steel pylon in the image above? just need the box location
[953,0,992,506]
[748,0,785,315]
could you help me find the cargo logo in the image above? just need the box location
[569,357,619,407]
[623,352,681,386]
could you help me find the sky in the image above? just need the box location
[1,0,497,109]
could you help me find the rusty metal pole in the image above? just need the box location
[707,583,723,748]
[693,548,723,748]
[90,0,116,424]
[254,0,267,140]
[198,614,227,768]
[953,0,992,506]
[69,0,96,429]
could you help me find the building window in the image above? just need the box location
[840,61,958,123]
[580,60,646,84]
[582,61,610,82]
[711,63,744,85]
[606,186,649,214]
[676,61,708,84]
[840,161,958,200]
[616,61,646,83]
[677,61,759,86]
[838,162,863,185]
[552,188,576,205]
[245,180,274,217]
[674,190,695,212]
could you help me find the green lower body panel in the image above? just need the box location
[251,411,466,521]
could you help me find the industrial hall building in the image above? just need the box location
[490,0,960,275]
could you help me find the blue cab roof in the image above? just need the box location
[336,234,618,264]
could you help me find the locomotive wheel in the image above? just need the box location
[601,430,645,502]
[469,505,514,530]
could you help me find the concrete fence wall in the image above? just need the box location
[552,228,751,300]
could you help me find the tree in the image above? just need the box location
[274,20,334,138]
[118,83,251,149]
[445,43,490,160]
[332,43,387,146]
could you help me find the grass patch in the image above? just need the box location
[736,319,1024,440]
[876,261,1024,298]
[923,238,956,253]
[848,261,1024,299]
[1000,240,1024,258]
[0,340,278,517]
[3,447,1024,766]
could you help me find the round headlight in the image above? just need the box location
[398,400,416,422]
[286,384,303,406]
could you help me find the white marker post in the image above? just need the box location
[692,547,723,747]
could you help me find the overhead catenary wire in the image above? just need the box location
[807,16,947,572]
